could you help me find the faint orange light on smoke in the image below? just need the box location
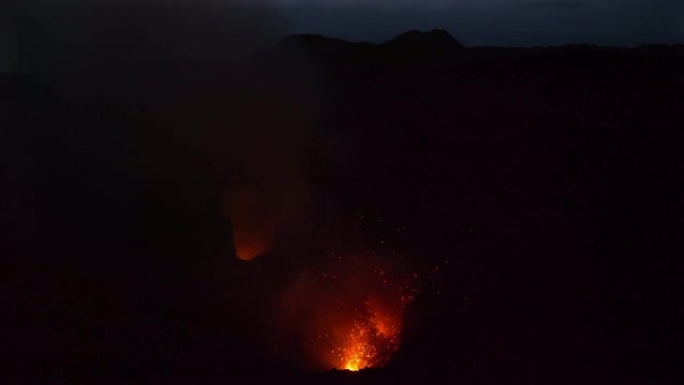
[232,230,268,261]
[223,186,275,260]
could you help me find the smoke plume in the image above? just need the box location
[2,0,320,262]
[4,0,285,72]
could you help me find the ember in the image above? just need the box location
[277,252,415,371]
[342,320,375,371]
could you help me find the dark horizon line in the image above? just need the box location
[2,29,682,75]
[287,29,684,49]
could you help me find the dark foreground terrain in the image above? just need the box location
[2,30,682,383]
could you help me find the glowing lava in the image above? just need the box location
[341,319,386,371]
[277,253,415,371]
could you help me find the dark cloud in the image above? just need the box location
[526,1,587,10]
[2,0,287,73]
[654,0,682,9]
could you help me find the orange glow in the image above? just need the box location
[342,324,369,371]
[339,318,394,371]
[334,298,403,371]
[277,253,415,371]
[223,186,275,260]
[232,230,268,261]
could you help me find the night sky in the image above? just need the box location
[1,0,684,72]
[276,0,683,45]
